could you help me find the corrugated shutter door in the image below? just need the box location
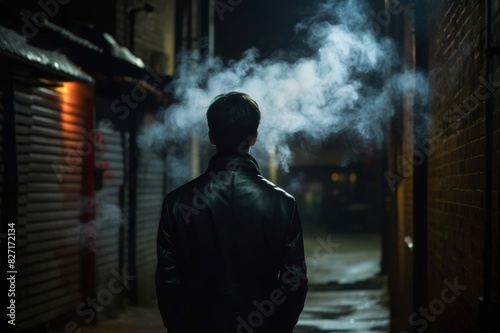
[136,148,165,304]
[15,83,87,331]
[123,131,129,294]
[95,126,125,319]
[0,89,3,222]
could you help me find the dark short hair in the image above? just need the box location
[206,92,261,152]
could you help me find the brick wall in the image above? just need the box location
[387,0,500,331]
[115,0,176,75]
[491,0,500,311]
[426,0,492,332]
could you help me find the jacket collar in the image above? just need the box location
[206,151,260,174]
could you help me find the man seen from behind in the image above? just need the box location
[156,92,308,333]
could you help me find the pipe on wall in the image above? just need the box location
[484,0,494,304]
[412,1,429,332]
[480,0,499,331]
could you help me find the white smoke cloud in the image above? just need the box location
[138,0,427,181]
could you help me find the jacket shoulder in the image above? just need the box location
[257,176,296,204]
[164,174,208,205]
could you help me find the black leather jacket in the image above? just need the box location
[156,152,308,333]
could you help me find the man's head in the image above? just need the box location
[206,92,261,153]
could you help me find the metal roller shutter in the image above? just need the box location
[0,89,3,225]
[94,125,126,319]
[136,146,165,304]
[15,82,90,331]
[123,131,129,294]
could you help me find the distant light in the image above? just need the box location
[404,236,414,250]
[331,172,340,182]
[349,173,357,183]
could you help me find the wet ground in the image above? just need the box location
[80,225,389,333]
[295,226,389,333]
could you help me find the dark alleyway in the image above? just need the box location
[79,226,389,333]
[1,1,499,333]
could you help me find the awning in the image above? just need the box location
[0,25,94,83]
[29,19,173,103]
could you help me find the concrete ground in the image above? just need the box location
[80,225,389,333]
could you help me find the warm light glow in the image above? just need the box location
[349,173,357,183]
[268,145,277,184]
[331,172,340,182]
[57,82,81,133]
[55,82,87,183]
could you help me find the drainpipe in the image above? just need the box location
[125,3,155,305]
[127,110,138,305]
[479,0,499,331]
[80,84,97,319]
[209,0,215,56]
[413,1,429,332]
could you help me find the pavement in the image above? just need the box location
[80,225,389,333]
[295,226,389,333]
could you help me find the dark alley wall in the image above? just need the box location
[426,0,499,332]
[388,1,500,332]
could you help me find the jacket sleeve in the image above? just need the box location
[273,201,308,331]
[155,197,182,330]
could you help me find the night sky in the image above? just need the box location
[213,0,384,61]
[214,0,322,60]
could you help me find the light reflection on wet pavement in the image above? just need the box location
[294,226,389,333]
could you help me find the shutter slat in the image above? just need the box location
[15,82,89,331]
